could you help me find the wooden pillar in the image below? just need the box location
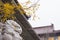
[58,36,60,40]
[48,37,54,40]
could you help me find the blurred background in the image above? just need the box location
[18,0,60,30]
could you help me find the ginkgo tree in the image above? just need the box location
[18,0,40,20]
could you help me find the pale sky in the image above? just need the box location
[18,0,60,30]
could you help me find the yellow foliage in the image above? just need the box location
[0,3,15,22]
[0,2,26,22]
[16,4,26,14]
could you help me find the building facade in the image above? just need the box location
[33,24,60,40]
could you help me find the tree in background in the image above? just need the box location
[18,0,40,20]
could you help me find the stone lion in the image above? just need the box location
[0,20,23,40]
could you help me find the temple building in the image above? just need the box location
[33,24,60,40]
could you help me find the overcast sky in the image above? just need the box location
[18,0,60,30]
